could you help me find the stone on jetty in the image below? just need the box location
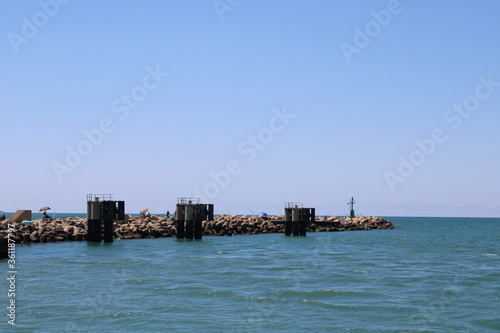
[0,214,394,244]
[0,218,88,244]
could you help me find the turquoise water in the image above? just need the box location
[1,217,499,332]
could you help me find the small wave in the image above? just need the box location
[271,289,383,300]
[483,253,497,256]
[351,270,375,274]
[238,297,272,301]
[299,299,362,310]
[110,312,135,318]
[202,290,236,297]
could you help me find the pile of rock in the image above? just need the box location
[0,217,87,243]
[114,215,175,239]
[202,214,285,236]
[310,216,395,232]
[0,215,394,244]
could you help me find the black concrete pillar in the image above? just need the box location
[176,204,185,239]
[185,220,193,239]
[284,208,292,236]
[292,208,300,236]
[88,201,102,242]
[87,201,92,220]
[185,205,195,240]
[208,204,214,221]
[194,204,206,240]
[176,220,185,239]
[0,239,8,259]
[300,208,309,236]
[89,220,102,242]
[103,201,116,243]
[117,201,125,220]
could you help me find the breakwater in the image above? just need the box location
[0,215,394,244]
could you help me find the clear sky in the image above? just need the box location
[1,0,499,217]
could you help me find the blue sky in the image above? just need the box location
[1,0,499,217]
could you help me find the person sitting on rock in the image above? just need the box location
[42,211,51,221]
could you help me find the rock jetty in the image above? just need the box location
[0,215,394,244]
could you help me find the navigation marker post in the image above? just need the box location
[348,197,356,219]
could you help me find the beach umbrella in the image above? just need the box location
[39,206,51,212]
[259,212,268,216]
[140,208,149,215]
[21,220,33,225]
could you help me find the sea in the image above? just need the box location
[1,216,499,332]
